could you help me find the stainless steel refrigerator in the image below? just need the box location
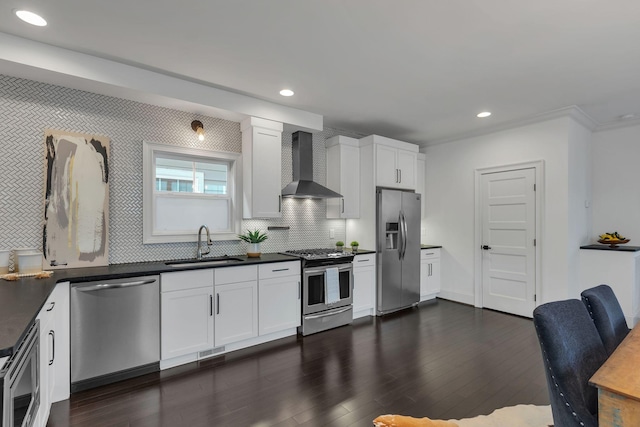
[376,188,421,315]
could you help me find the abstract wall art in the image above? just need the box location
[43,129,110,269]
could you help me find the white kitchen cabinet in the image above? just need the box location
[579,248,640,326]
[353,254,376,318]
[362,135,417,190]
[420,248,441,301]
[214,265,259,346]
[241,117,284,219]
[36,281,70,426]
[258,262,301,335]
[214,281,258,346]
[161,270,214,360]
[326,135,360,218]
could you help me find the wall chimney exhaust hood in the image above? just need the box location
[281,131,342,199]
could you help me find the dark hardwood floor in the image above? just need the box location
[48,299,549,427]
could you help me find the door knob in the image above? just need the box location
[482,245,491,250]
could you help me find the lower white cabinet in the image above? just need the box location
[161,286,214,359]
[36,281,70,427]
[160,261,301,368]
[161,269,214,360]
[353,254,376,318]
[258,261,301,335]
[420,248,441,301]
[214,281,258,346]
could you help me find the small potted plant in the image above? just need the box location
[238,229,268,258]
[335,241,344,252]
[350,241,359,253]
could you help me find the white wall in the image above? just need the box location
[591,123,640,241]
[567,120,593,297]
[424,117,578,305]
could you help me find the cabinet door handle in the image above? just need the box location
[216,294,220,315]
[46,301,55,312]
[49,330,55,365]
[298,281,301,300]
[357,259,370,262]
[399,169,402,183]
[272,268,289,272]
[341,198,345,214]
[278,195,282,212]
[395,169,399,183]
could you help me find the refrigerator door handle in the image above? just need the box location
[398,212,404,260]
[400,211,408,260]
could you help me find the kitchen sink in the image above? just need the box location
[165,257,244,268]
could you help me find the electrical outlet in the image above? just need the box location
[330,229,335,239]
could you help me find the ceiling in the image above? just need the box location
[1,0,640,145]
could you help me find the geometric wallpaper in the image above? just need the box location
[0,74,365,266]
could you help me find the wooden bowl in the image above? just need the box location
[597,238,630,248]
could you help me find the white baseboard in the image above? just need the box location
[160,328,297,371]
[437,290,475,306]
[353,308,374,319]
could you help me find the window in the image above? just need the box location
[143,141,241,243]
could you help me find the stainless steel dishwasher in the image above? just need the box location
[71,275,160,392]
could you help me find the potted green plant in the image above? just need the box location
[335,241,345,252]
[238,229,268,258]
[350,241,359,253]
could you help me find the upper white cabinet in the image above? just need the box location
[241,117,284,218]
[326,135,360,218]
[360,135,418,190]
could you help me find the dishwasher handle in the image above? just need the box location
[75,278,157,292]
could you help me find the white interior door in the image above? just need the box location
[481,168,536,317]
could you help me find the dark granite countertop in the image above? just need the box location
[421,245,443,249]
[0,253,299,357]
[580,244,640,252]
[351,248,376,255]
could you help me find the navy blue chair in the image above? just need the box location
[533,299,607,427]
[581,284,630,356]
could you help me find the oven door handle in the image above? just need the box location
[305,266,352,275]
[304,306,352,320]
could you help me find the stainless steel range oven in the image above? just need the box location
[1,320,40,427]
[282,249,354,335]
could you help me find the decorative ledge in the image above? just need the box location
[580,244,640,252]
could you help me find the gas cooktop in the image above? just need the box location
[281,248,354,261]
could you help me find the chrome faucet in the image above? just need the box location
[197,225,213,259]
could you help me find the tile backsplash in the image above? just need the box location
[0,74,364,264]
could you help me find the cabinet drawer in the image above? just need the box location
[161,269,213,292]
[259,261,300,280]
[421,248,441,260]
[353,254,375,268]
[215,265,257,285]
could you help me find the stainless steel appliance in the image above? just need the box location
[282,249,354,335]
[71,275,160,393]
[377,188,421,315]
[1,320,40,427]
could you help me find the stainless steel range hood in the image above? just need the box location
[281,131,342,199]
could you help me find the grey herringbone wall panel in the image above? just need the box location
[0,74,364,264]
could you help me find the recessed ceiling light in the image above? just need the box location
[15,10,47,26]
[279,89,294,97]
[477,111,492,118]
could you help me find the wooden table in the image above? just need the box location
[590,324,640,426]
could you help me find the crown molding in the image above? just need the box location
[593,117,640,132]
[424,106,598,147]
